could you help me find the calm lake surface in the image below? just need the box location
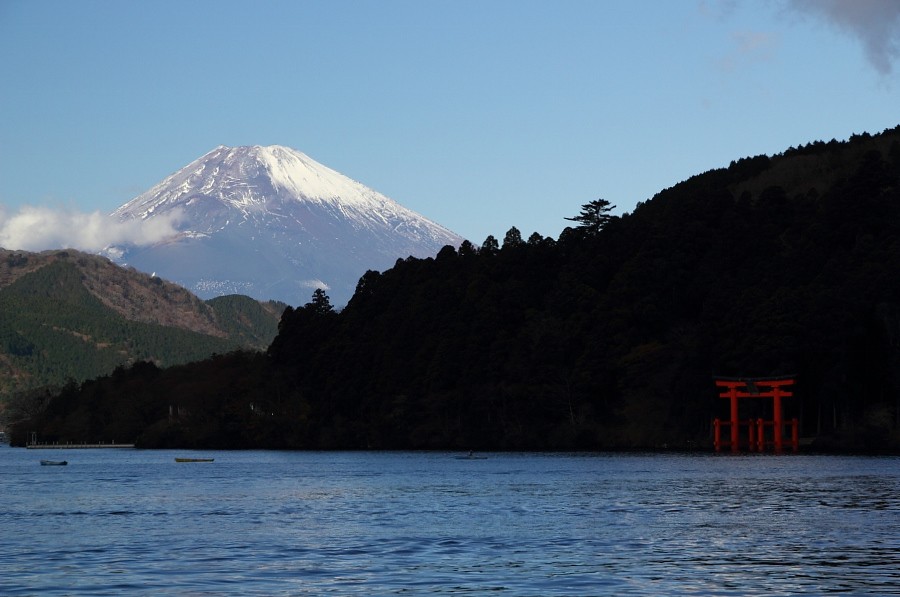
[1,447,899,595]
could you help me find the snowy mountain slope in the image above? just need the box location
[108,145,464,306]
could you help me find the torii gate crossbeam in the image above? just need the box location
[714,377,798,453]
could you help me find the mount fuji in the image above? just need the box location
[107,145,465,306]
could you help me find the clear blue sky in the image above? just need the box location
[1,0,899,247]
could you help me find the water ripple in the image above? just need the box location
[1,450,899,595]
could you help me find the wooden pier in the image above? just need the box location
[26,443,135,449]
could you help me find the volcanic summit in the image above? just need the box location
[108,145,464,306]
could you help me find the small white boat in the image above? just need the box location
[40,460,67,466]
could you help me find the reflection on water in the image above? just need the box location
[1,449,899,595]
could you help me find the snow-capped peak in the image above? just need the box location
[114,145,394,221]
[106,144,464,306]
[254,145,372,203]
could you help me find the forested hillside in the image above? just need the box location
[0,249,283,400]
[9,126,900,451]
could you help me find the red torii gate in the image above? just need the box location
[713,377,798,453]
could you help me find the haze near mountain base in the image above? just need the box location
[107,145,464,307]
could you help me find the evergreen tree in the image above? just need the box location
[481,235,500,255]
[503,226,523,248]
[565,198,616,234]
[306,288,334,315]
[458,240,477,257]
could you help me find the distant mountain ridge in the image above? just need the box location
[0,248,283,399]
[108,145,465,306]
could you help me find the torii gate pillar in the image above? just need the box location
[714,377,797,453]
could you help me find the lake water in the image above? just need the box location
[1,447,899,595]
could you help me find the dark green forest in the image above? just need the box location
[9,126,900,451]
[0,251,283,399]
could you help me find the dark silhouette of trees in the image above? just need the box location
[503,226,523,248]
[12,125,900,452]
[307,288,334,315]
[481,235,499,255]
[565,198,616,234]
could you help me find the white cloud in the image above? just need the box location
[0,205,182,252]
[721,30,781,71]
[300,279,330,290]
[788,0,900,75]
